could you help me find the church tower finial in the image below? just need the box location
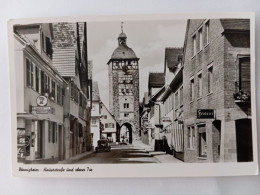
[121,21,124,33]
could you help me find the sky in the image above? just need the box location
[88,20,187,107]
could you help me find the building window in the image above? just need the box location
[119,74,133,84]
[124,103,129,109]
[124,113,129,117]
[105,123,114,128]
[188,126,195,150]
[190,78,195,101]
[205,21,209,45]
[47,76,50,94]
[208,65,213,94]
[57,85,61,105]
[192,34,196,56]
[35,66,40,93]
[51,80,56,101]
[198,125,207,158]
[198,73,202,98]
[238,57,251,93]
[180,86,183,105]
[119,84,133,96]
[40,71,45,94]
[26,59,31,87]
[42,33,52,59]
[92,118,97,125]
[30,63,34,89]
[198,28,203,51]
[71,82,79,103]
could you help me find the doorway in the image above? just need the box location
[119,123,133,144]
[235,119,253,162]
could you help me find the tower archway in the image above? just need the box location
[119,122,134,144]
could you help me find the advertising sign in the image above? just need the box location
[197,109,215,119]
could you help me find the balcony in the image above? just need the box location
[233,81,251,103]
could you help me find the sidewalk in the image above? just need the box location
[132,138,183,163]
[58,150,94,164]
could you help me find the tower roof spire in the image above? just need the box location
[121,21,124,33]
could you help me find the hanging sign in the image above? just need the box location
[36,96,48,106]
[197,109,215,119]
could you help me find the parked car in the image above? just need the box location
[95,139,111,152]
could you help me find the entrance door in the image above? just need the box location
[235,119,253,162]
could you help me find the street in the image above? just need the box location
[77,143,160,164]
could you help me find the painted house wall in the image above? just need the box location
[15,26,66,162]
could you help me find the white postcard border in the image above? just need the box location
[8,12,258,178]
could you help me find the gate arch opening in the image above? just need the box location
[118,122,133,144]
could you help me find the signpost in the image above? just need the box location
[197,109,215,119]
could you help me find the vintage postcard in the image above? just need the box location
[8,13,258,178]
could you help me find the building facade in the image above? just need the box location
[15,24,67,163]
[107,27,140,143]
[100,102,117,142]
[91,81,101,147]
[160,47,184,161]
[52,22,92,160]
[183,19,252,162]
[142,72,165,150]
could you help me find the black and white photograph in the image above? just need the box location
[8,13,257,177]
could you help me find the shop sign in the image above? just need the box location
[31,106,52,114]
[197,109,215,119]
[36,96,48,106]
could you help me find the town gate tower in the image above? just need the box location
[107,23,140,143]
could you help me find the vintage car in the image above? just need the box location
[95,139,111,152]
